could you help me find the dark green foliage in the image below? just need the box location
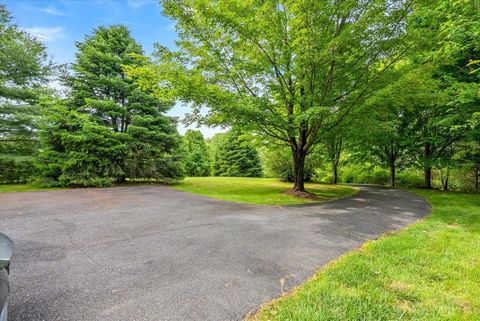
[125,117,184,181]
[0,5,52,180]
[68,25,143,130]
[212,131,262,177]
[36,25,184,187]
[183,130,210,177]
[0,156,34,183]
[36,102,127,187]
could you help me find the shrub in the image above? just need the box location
[261,146,314,182]
[0,157,35,184]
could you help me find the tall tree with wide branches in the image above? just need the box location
[128,0,413,191]
[403,0,479,188]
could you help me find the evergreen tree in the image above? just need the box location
[183,130,210,177]
[213,131,262,177]
[36,100,127,187]
[0,5,52,182]
[37,25,184,186]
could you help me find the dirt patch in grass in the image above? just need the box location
[283,189,318,199]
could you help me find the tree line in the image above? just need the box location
[0,1,479,192]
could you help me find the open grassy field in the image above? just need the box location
[249,189,480,321]
[170,177,358,205]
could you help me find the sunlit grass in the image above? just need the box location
[170,177,358,205]
[250,190,480,321]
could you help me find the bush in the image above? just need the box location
[329,164,424,187]
[356,168,390,185]
[0,157,35,184]
[396,171,424,187]
[260,146,315,182]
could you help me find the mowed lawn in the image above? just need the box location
[250,190,480,321]
[171,177,358,205]
[0,184,65,193]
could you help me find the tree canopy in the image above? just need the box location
[1,0,479,193]
[127,0,413,191]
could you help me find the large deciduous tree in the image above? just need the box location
[405,0,479,188]
[127,0,412,192]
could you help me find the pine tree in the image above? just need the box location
[37,25,184,186]
[213,131,262,177]
[36,100,127,187]
[71,25,183,181]
[0,5,52,183]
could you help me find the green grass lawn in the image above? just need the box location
[250,190,480,321]
[0,184,66,193]
[170,177,358,205]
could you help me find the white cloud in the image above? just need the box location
[41,7,66,16]
[23,27,65,42]
[127,0,156,8]
[22,4,67,16]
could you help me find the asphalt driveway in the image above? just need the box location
[0,185,430,321]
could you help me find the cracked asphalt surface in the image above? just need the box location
[0,185,430,321]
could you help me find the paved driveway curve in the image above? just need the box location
[0,185,430,321]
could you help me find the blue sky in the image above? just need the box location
[4,0,224,137]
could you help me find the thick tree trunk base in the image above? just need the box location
[390,164,396,187]
[292,148,307,193]
[424,167,432,189]
[332,164,338,185]
[116,175,127,184]
[284,189,317,199]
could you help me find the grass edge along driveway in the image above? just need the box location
[248,189,480,321]
[170,177,358,205]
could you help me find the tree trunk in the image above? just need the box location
[292,149,306,192]
[424,166,432,189]
[442,176,449,191]
[475,165,479,193]
[116,175,127,184]
[424,143,432,189]
[441,167,449,191]
[328,137,342,185]
[389,161,396,187]
[332,162,338,185]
